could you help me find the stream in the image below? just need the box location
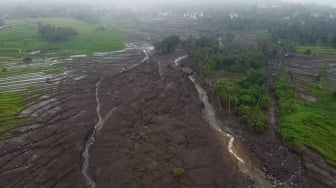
[81,79,102,188]
[174,55,272,188]
[81,46,151,187]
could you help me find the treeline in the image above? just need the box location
[205,4,336,47]
[183,36,266,74]
[38,24,77,42]
[0,5,100,23]
[184,36,270,131]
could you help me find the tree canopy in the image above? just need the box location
[155,35,180,53]
[38,24,77,42]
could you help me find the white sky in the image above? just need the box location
[0,0,335,6]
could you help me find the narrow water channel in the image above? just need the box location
[81,46,151,187]
[81,79,102,188]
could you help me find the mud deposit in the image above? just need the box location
[0,47,255,187]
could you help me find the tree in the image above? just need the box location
[38,24,77,42]
[155,35,180,53]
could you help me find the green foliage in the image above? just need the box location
[188,37,266,74]
[275,79,336,167]
[155,35,180,53]
[0,92,33,134]
[237,106,268,132]
[274,80,301,115]
[172,167,185,177]
[38,24,77,42]
[187,36,270,132]
[215,70,270,131]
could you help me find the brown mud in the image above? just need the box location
[0,47,253,187]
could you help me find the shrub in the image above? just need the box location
[173,167,185,177]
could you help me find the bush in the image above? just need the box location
[237,105,268,132]
[173,167,185,177]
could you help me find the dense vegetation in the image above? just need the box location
[155,35,180,53]
[184,36,270,131]
[205,3,336,48]
[38,24,77,42]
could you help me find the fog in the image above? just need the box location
[0,0,335,6]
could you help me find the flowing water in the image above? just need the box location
[189,76,272,188]
[174,55,272,188]
[81,79,102,188]
[81,46,151,187]
[174,55,188,65]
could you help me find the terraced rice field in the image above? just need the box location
[297,46,336,58]
[269,53,336,91]
[268,52,336,186]
[0,58,66,134]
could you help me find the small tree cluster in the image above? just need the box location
[38,24,77,42]
[155,35,180,53]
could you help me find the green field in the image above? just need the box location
[0,91,34,134]
[0,17,130,61]
[297,45,336,58]
[276,78,336,167]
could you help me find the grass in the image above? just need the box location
[0,17,130,61]
[276,79,336,167]
[0,92,34,134]
[296,45,336,58]
[0,61,63,134]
